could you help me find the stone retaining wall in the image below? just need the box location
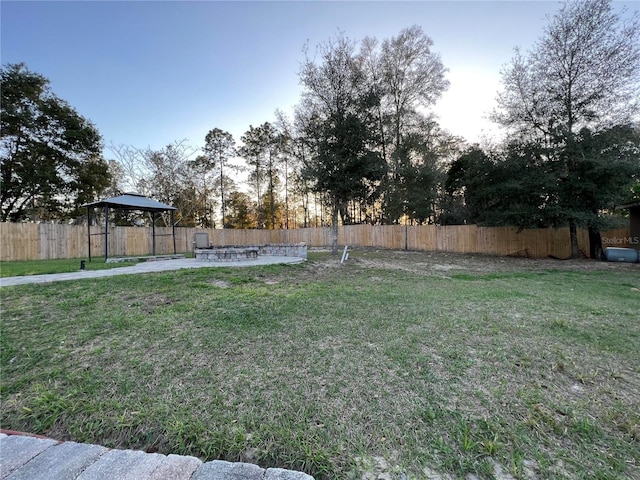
[195,243,307,262]
[253,243,307,258]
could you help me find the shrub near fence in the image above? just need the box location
[0,222,632,261]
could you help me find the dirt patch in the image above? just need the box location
[143,294,174,307]
[355,455,539,479]
[120,293,174,314]
[347,248,640,276]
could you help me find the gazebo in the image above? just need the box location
[83,193,178,261]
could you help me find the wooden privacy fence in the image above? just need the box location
[0,222,631,261]
[341,225,631,258]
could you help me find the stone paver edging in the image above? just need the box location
[0,433,314,480]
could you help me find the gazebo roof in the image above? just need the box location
[83,193,176,212]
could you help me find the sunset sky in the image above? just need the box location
[2,1,637,155]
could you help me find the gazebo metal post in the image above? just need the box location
[104,205,109,261]
[172,211,176,254]
[152,212,156,256]
[87,206,92,262]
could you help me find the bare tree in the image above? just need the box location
[274,109,299,229]
[375,25,450,223]
[108,143,149,195]
[109,140,199,226]
[200,128,236,228]
[380,25,449,151]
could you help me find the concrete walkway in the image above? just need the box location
[0,257,305,287]
[0,433,313,479]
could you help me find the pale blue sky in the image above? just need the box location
[2,1,637,155]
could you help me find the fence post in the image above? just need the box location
[87,207,92,262]
[405,224,408,251]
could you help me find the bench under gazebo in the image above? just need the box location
[83,193,178,261]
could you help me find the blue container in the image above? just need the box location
[604,247,640,263]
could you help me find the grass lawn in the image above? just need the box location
[1,251,638,479]
[0,253,194,278]
[0,257,139,277]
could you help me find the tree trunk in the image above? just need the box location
[284,159,289,230]
[270,178,275,229]
[339,202,351,226]
[588,226,604,261]
[331,202,339,255]
[569,220,580,259]
[220,171,225,229]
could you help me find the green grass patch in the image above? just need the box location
[0,257,138,277]
[0,253,194,277]
[1,250,639,479]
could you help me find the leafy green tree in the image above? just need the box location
[442,144,556,228]
[299,32,386,253]
[1,63,110,221]
[564,125,640,257]
[441,147,494,225]
[493,0,640,257]
[257,191,285,229]
[224,191,257,229]
[381,119,458,224]
[444,126,639,259]
[483,143,563,229]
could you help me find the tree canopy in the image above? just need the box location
[1,63,110,222]
[6,6,637,255]
[491,0,640,257]
[494,0,639,139]
[298,32,387,252]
